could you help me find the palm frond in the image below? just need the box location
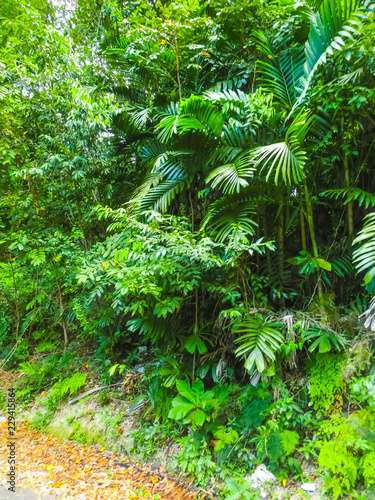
[132,150,189,213]
[0,85,9,101]
[205,152,255,194]
[251,142,307,185]
[286,109,315,144]
[112,85,147,104]
[296,0,365,107]
[173,129,217,156]
[353,212,375,285]
[137,176,190,214]
[331,255,354,277]
[337,66,364,84]
[180,96,224,137]
[131,106,152,129]
[203,88,251,117]
[301,326,347,352]
[208,146,243,166]
[139,141,168,163]
[111,111,155,154]
[154,102,179,119]
[131,171,164,203]
[233,314,284,373]
[152,153,190,179]
[203,88,249,104]
[208,203,257,243]
[309,109,335,146]
[359,296,375,331]
[156,114,181,143]
[203,189,263,242]
[205,78,243,93]
[223,124,255,149]
[156,96,224,143]
[254,31,306,108]
[250,110,313,185]
[321,188,375,209]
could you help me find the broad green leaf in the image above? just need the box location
[176,380,196,403]
[316,258,332,271]
[168,402,195,420]
[184,334,208,354]
[193,408,207,426]
[318,336,332,353]
[109,364,119,377]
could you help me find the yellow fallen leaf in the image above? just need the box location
[45,464,54,471]
[282,479,287,487]
[51,481,64,488]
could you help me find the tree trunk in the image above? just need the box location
[55,274,68,346]
[276,191,285,307]
[300,210,307,251]
[343,155,354,237]
[174,34,182,101]
[261,204,272,278]
[341,116,353,237]
[304,181,323,298]
[9,258,20,337]
[189,191,194,233]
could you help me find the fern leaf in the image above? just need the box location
[280,430,300,456]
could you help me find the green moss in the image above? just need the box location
[307,353,345,416]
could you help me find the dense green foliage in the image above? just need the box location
[1,0,375,497]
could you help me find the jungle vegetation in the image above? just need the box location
[1,0,375,497]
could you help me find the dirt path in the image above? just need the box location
[0,484,59,499]
[0,422,195,500]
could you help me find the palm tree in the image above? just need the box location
[105,0,375,304]
[255,0,373,239]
